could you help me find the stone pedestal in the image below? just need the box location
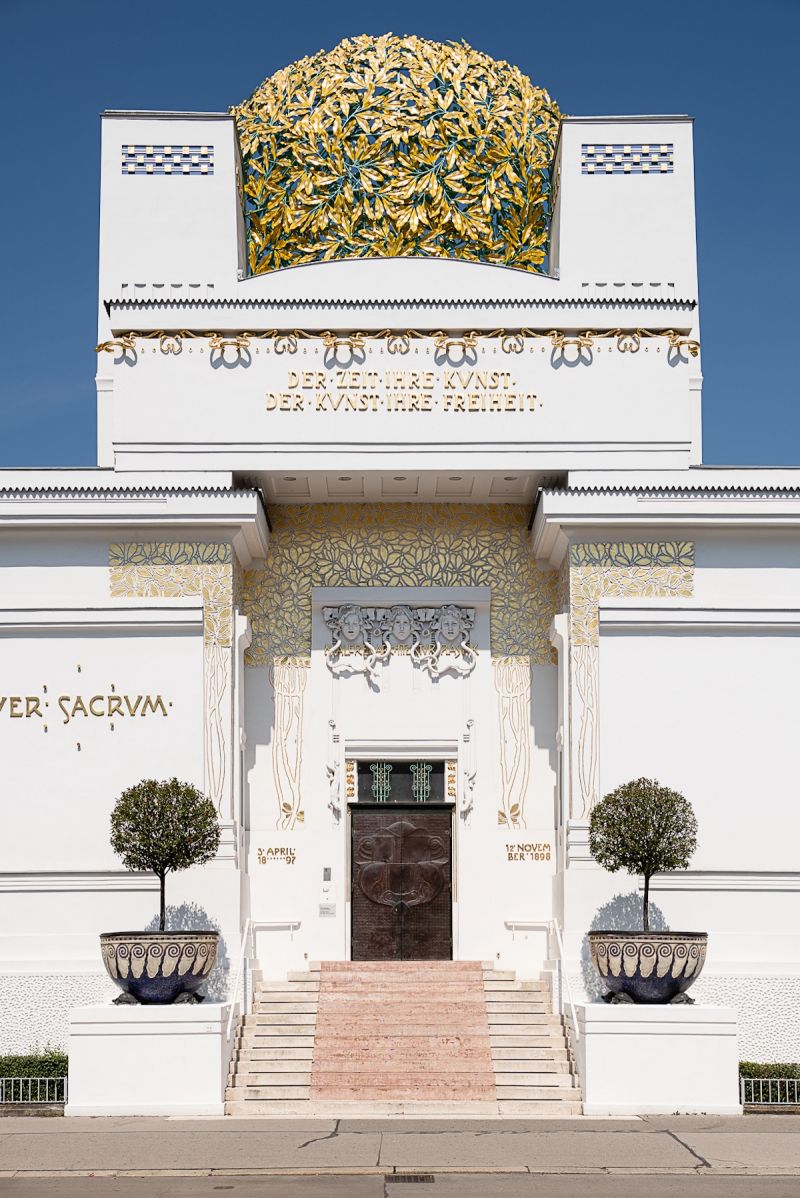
[65,1002,235,1116]
[576,1002,742,1115]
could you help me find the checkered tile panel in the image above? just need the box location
[121,145,214,175]
[581,143,674,175]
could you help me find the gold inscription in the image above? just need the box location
[266,368,538,414]
[0,693,170,724]
[257,846,296,865]
[506,842,552,862]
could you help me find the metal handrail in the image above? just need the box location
[225,918,302,1039]
[503,918,580,1041]
[550,918,580,1044]
[226,917,252,1040]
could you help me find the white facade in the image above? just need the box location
[1,101,798,1065]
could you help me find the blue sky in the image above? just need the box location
[1,0,797,467]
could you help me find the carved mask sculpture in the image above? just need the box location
[438,605,464,645]
[390,606,413,643]
[339,604,363,644]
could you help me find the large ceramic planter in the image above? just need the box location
[100,931,219,1004]
[588,931,707,1003]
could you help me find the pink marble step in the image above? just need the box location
[321,960,483,970]
[311,961,495,1102]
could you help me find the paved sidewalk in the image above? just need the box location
[0,1114,799,1182]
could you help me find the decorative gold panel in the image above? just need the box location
[109,542,234,646]
[569,542,695,646]
[566,541,695,817]
[241,504,558,667]
[494,655,533,827]
[233,34,561,275]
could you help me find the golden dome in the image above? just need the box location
[233,33,561,275]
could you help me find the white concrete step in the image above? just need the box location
[495,1071,575,1087]
[496,1085,582,1101]
[492,1058,570,1073]
[491,1046,569,1061]
[232,1047,313,1062]
[226,1085,311,1101]
[232,1073,311,1092]
[253,1001,319,1014]
[484,980,548,992]
[497,1100,583,1116]
[487,1013,562,1025]
[257,981,320,993]
[242,1012,316,1026]
[486,1001,552,1014]
[236,1034,315,1048]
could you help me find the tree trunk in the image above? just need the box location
[642,874,650,932]
[159,873,166,932]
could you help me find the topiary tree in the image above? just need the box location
[110,779,220,932]
[589,777,698,932]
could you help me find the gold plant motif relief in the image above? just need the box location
[109,543,235,813]
[568,542,695,645]
[494,656,532,828]
[241,504,559,667]
[345,759,356,802]
[109,543,234,646]
[96,327,699,359]
[565,542,695,818]
[271,659,308,830]
[232,33,561,275]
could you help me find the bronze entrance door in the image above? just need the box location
[350,806,453,960]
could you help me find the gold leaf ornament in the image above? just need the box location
[232,33,561,275]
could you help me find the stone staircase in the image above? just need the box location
[227,970,318,1110]
[226,960,581,1115]
[484,966,582,1114]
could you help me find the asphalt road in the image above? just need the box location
[2,1176,800,1198]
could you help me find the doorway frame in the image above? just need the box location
[344,738,459,961]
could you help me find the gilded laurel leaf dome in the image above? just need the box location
[233,33,561,276]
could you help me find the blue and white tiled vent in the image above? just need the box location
[581,144,674,175]
[121,145,214,175]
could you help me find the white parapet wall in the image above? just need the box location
[576,1003,742,1116]
[65,1003,235,1116]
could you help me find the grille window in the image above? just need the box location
[357,760,446,803]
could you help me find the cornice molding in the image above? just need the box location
[0,871,158,893]
[0,603,203,634]
[599,602,800,633]
[643,872,800,893]
[106,295,698,311]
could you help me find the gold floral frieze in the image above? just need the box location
[109,542,234,646]
[241,504,559,668]
[96,327,700,360]
[568,541,695,646]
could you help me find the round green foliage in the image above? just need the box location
[110,779,220,878]
[589,777,698,881]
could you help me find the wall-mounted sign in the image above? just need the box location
[506,842,552,863]
[319,902,336,918]
[257,846,296,865]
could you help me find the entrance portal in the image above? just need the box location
[350,805,453,960]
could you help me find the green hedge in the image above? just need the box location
[740,1062,800,1080]
[0,1050,68,1079]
